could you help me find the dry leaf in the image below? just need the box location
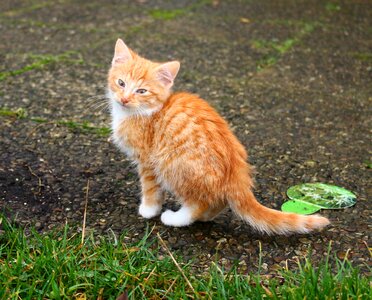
[96,288,104,300]
[116,291,128,300]
[74,293,87,300]
[240,17,251,24]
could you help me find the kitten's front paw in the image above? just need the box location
[161,209,193,227]
[139,204,162,219]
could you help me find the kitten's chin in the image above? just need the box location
[110,99,125,111]
[111,101,162,118]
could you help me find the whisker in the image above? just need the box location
[88,93,107,97]
[87,98,108,106]
[86,97,110,110]
[86,103,106,112]
[98,103,110,112]
[89,102,110,112]
[87,94,108,101]
[86,98,107,105]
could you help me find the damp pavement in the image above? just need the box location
[0,0,370,275]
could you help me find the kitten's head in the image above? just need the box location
[107,39,180,116]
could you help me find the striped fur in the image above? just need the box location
[108,39,330,234]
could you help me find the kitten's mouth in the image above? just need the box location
[117,100,130,108]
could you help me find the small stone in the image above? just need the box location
[168,237,177,244]
[236,245,244,252]
[195,235,204,241]
[273,256,286,263]
[229,238,238,245]
[294,250,305,256]
[270,264,282,271]
[313,243,323,251]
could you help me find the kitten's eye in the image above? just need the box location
[136,89,147,94]
[118,79,125,87]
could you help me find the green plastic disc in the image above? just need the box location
[281,183,356,215]
[281,199,321,215]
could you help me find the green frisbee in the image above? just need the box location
[281,183,356,215]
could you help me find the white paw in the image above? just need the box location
[139,204,161,219]
[160,208,193,227]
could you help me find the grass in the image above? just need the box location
[0,216,370,300]
[363,160,372,169]
[149,0,211,20]
[253,22,317,71]
[57,120,111,136]
[325,2,341,12]
[0,107,28,119]
[0,107,110,137]
[352,52,372,62]
[0,51,84,82]
[149,8,186,20]
[1,1,53,17]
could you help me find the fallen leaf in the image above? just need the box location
[96,288,104,300]
[74,293,86,300]
[337,250,353,260]
[116,291,128,300]
[240,17,251,23]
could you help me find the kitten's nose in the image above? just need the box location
[120,97,129,105]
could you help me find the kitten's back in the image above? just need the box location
[152,92,251,200]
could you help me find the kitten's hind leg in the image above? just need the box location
[138,166,164,219]
[161,203,210,227]
[198,204,227,222]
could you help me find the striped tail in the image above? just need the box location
[228,189,330,235]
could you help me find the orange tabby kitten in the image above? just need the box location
[107,39,330,234]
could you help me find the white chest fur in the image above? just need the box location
[108,88,163,158]
[110,99,137,158]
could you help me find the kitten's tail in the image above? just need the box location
[228,189,330,235]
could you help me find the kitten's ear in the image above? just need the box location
[156,61,180,88]
[112,38,132,65]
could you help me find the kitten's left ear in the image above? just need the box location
[112,38,132,65]
[156,61,180,88]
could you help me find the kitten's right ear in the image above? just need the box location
[112,38,132,66]
[156,61,180,88]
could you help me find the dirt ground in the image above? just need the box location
[0,0,371,274]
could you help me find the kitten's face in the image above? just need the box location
[108,58,167,113]
[108,39,180,116]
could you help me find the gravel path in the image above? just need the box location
[0,0,370,274]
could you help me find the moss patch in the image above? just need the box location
[0,107,110,137]
[325,2,341,12]
[57,120,111,136]
[1,1,53,17]
[0,51,84,82]
[149,0,211,20]
[352,52,372,62]
[0,107,28,119]
[253,22,317,71]
[149,8,186,20]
